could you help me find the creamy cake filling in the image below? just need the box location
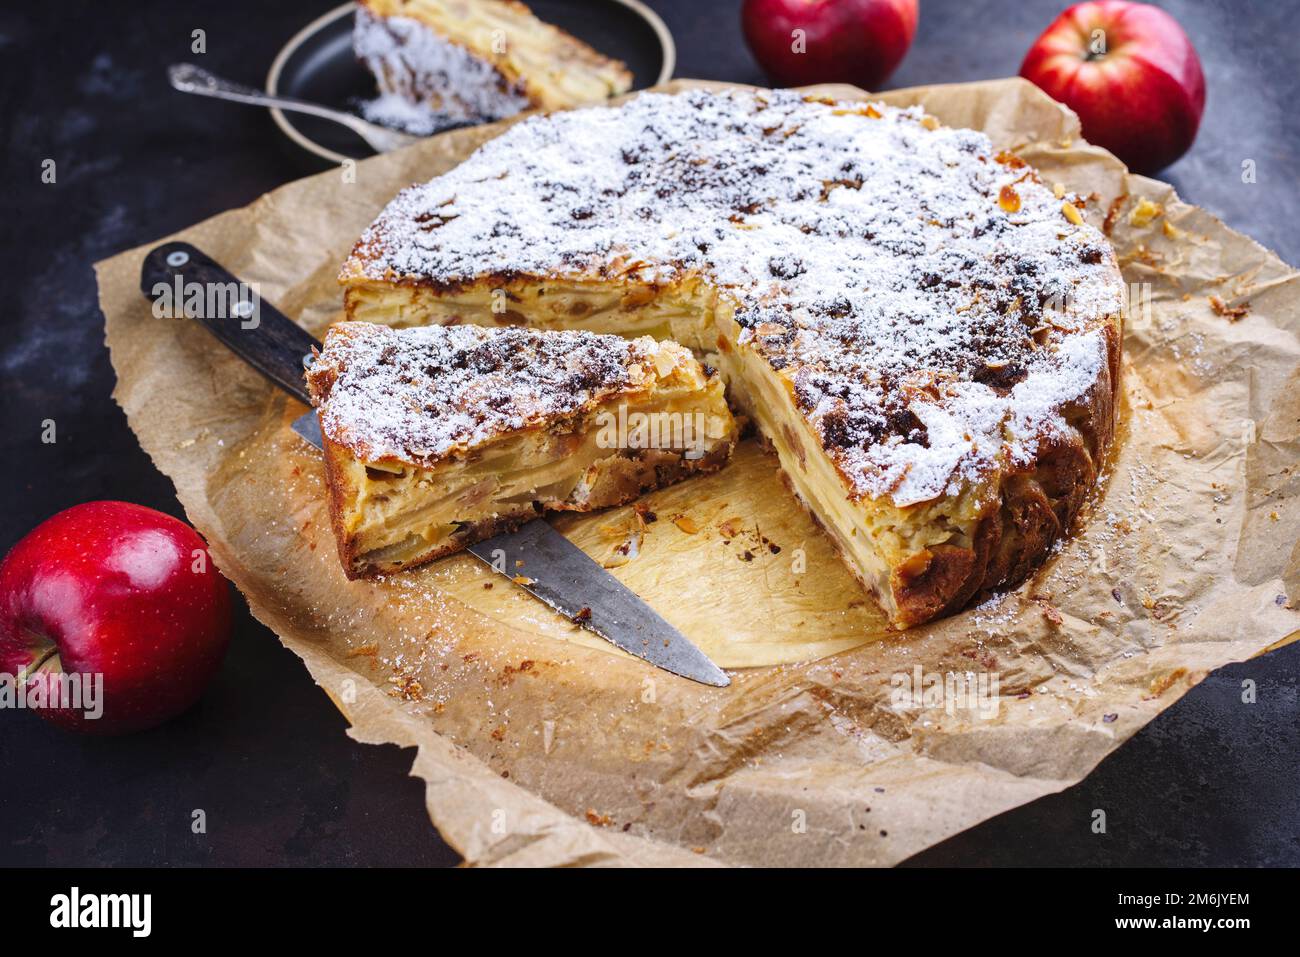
[345,278,718,352]
[344,390,732,570]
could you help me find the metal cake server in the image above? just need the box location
[139,242,729,687]
[167,63,421,154]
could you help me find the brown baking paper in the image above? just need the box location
[96,78,1300,867]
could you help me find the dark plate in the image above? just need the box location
[266,0,675,163]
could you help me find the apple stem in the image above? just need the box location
[19,635,59,682]
[33,650,62,676]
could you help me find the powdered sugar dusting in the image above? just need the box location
[308,323,651,466]
[350,89,1122,505]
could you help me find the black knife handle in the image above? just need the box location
[140,242,321,406]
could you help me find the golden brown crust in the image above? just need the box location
[319,433,366,578]
[888,317,1120,626]
[891,544,978,626]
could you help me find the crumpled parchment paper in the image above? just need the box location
[95,78,1299,867]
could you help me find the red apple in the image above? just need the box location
[0,502,231,734]
[742,0,919,91]
[1019,1,1205,174]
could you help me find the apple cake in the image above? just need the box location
[337,88,1124,627]
[354,0,632,130]
[306,321,737,577]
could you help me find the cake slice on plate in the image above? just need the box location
[305,321,736,577]
[354,0,633,131]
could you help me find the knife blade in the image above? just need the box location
[141,242,729,686]
[290,409,324,449]
[465,522,729,686]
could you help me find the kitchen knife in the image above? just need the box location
[140,242,729,686]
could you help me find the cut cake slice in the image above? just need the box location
[354,0,633,129]
[305,321,737,577]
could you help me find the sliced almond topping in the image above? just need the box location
[1061,201,1084,226]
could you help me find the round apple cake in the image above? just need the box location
[335,88,1124,628]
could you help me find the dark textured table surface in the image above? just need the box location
[1,0,1296,867]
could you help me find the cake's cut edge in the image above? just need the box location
[306,322,738,578]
